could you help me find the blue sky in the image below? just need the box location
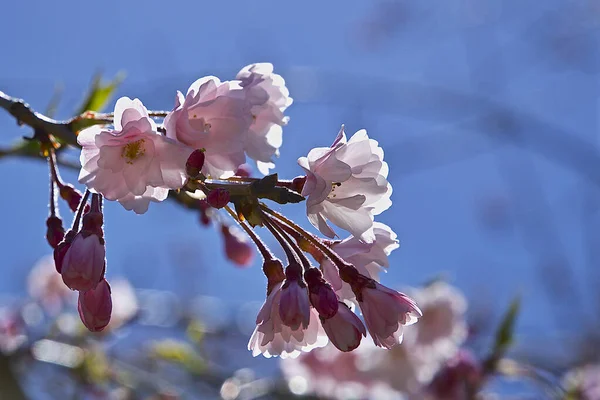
[1,0,600,359]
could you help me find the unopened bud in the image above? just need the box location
[291,175,307,194]
[207,188,230,209]
[53,230,76,273]
[78,279,112,332]
[221,225,254,267]
[61,232,106,291]
[235,164,252,178]
[186,149,205,178]
[305,268,339,319]
[59,184,90,213]
[45,216,65,249]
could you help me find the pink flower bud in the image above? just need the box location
[291,175,307,194]
[78,279,112,332]
[61,233,106,291]
[59,184,90,213]
[221,225,254,267]
[207,188,230,209]
[186,149,205,178]
[279,278,311,330]
[45,216,65,249]
[53,230,76,273]
[305,268,338,319]
[321,302,366,352]
[234,164,252,178]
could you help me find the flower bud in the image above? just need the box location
[59,184,89,213]
[61,233,106,291]
[45,216,65,249]
[221,225,254,267]
[207,188,230,209]
[78,279,112,332]
[234,164,252,178]
[305,268,338,319]
[427,350,482,398]
[186,149,205,178]
[53,230,77,273]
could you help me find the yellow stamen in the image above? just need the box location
[121,139,146,164]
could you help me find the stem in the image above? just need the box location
[223,205,273,261]
[260,204,348,268]
[91,193,102,213]
[71,189,90,231]
[95,110,169,119]
[269,216,312,271]
[49,178,57,216]
[262,216,299,265]
[47,151,64,186]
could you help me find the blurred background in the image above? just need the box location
[1,0,600,398]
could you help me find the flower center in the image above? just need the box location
[121,139,146,164]
[328,182,342,199]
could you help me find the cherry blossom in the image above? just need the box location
[237,63,293,174]
[355,282,421,349]
[321,302,366,352]
[164,77,251,178]
[321,222,399,301]
[78,97,194,214]
[298,126,392,242]
[249,283,328,358]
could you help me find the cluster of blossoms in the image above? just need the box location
[281,282,481,399]
[40,62,421,357]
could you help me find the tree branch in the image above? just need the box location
[0,90,77,145]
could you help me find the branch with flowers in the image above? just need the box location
[0,63,421,359]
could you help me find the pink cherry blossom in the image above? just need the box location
[321,302,366,352]
[357,282,421,349]
[298,126,392,243]
[78,279,112,332]
[61,232,105,291]
[164,76,252,178]
[321,222,399,301]
[78,97,194,214]
[237,63,292,175]
[279,279,311,330]
[408,281,468,361]
[249,283,328,358]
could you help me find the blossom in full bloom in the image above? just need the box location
[249,282,328,358]
[78,279,112,332]
[354,281,421,349]
[61,232,105,291]
[78,97,194,214]
[321,222,399,301]
[236,63,292,174]
[298,126,392,242]
[164,76,252,178]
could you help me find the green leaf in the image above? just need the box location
[76,71,125,115]
[483,295,521,374]
[493,296,520,354]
